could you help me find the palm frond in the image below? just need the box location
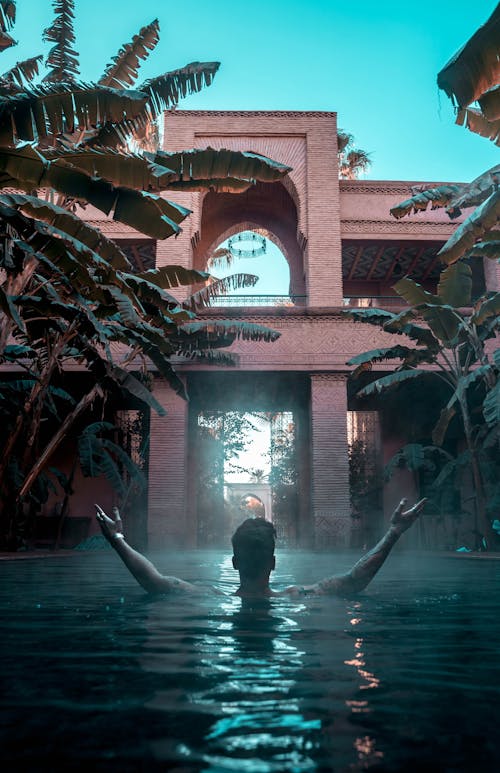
[99,19,160,88]
[43,0,79,83]
[339,149,371,180]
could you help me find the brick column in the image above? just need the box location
[306,120,343,308]
[147,378,189,548]
[310,373,351,546]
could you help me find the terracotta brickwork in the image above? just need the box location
[147,379,189,545]
[128,111,497,547]
[310,374,351,546]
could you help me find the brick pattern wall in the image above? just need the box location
[310,374,351,547]
[147,379,189,547]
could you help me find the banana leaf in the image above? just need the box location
[437,3,500,108]
[0,285,25,332]
[0,56,43,88]
[357,368,433,398]
[138,61,220,115]
[437,262,472,307]
[390,184,462,219]
[0,29,15,52]
[431,451,472,489]
[383,311,441,350]
[471,292,500,325]
[178,320,280,344]
[99,19,160,88]
[1,343,34,361]
[183,274,259,311]
[347,345,435,378]
[175,349,238,367]
[110,365,166,415]
[150,147,291,184]
[43,0,79,83]
[438,189,500,264]
[0,82,148,145]
[432,405,457,446]
[0,192,131,269]
[0,146,191,238]
[393,277,443,307]
[447,164,500,211]
[456,107,500,147]
[133,265,210,289]
[0,2,15,31]
[166,177,259,194]
[483,381,500,427]
[45,146,176,190]
[342,307,397,326]
[393,279,462,344]
[468,239,500,260]
[478,85,500,122]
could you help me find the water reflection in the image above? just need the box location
[3,552,498,771]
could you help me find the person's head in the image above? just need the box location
[231,518,276,582]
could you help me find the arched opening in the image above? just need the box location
[207,226,293,305]
[193,181,306,301]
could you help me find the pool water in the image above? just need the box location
[1,549,499,772]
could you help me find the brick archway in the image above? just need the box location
[193,181,306,297]
[205,221,291,295]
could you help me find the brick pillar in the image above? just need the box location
[147,378,189,548]
[310,373,351,547]
[306,119,343,308]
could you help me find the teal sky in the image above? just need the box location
[5,0,499,182]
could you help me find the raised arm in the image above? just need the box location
[95,505,197,595]
[313,498,427,596]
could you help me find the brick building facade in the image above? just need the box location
[59,111,500,548]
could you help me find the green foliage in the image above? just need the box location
[0,5,287,548]
[345,270,500,548]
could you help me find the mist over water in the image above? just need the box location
[1,549,498,771]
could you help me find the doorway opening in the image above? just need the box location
[188,373,311,548]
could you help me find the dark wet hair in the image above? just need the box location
[231,518,276,578]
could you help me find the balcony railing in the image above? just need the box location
[204,294,406,309]
[207,295,306,307]
[342,296,406,309]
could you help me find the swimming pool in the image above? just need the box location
[1,549,499,771]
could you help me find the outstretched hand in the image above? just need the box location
[95,504,123,542]
[390,498,427,535]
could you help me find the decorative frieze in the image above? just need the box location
[341,220,456,234]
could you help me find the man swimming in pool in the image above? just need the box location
[95,497,426,598]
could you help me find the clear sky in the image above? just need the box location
[4,0,499,183]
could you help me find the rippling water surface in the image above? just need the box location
[1,549,499,772]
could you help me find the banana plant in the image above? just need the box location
[0,1,292,547]
[390,5,500,266]
[344,261,500,548]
